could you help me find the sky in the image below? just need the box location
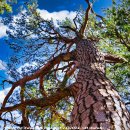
[0,0,112,91]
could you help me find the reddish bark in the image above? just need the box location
[70,39,130,129]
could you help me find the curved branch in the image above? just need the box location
[42,19,76,44]
[0,85,74,114]
[60,26,78,36]
[125,102,130,106]
[1,50,76,108]
[16,50,76,84]
[91,8,104,20]
[0,117,22,127]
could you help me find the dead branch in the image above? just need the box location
[60,26,78,36]
[0,117,23,127]
[42,19,76,44]
[2,80,14,84]
[125,102,130,105]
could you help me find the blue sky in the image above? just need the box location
[0,0,112,91]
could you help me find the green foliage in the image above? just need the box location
[0,0,17,14]
[98,0,130,99]
[61,18,74,28]
[103,0,130,46]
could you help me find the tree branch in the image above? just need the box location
[1,50,76,109]
[79,0,92,37]
[114,29,130,51]
[2,51,125,111]
[0,117,23,127]
[125,102,130,106]
[39,75,47,97]
[59,62,78,89]
[38,75,71,126]
[42,19,76,44]
[20,84,30,127]
[0,85,74,114]
[51,107,70,126]
[104,53,127,63]
[60,26,78,36]
[91,8,104,20]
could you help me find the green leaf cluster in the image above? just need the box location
[0,0,14,14]
[98,0,130,99]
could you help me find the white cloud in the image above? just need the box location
[37,9,76,23]
[0,18,8,38]
[0,91,6,104]
[0,87,11,104]
[17,62,38,74]
[0,86,21,105]
[0,23,8,38]
[0,10,76,39]
[0,60,6,70]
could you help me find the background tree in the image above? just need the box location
[99,0,130,107]
[0,0,130,129]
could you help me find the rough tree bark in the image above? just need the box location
[70,39,130,130]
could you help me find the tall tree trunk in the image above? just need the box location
[70,39,130,129]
